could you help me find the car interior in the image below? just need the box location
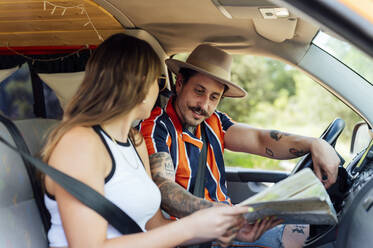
[0,0,373,247]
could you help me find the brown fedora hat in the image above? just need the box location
[166,44,247,98]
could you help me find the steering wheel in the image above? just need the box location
[291,118,345,174]
[291,118,346,247]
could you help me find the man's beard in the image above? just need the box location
[183,106,209,134]
[181,105,208,128]
[189,106,208,118]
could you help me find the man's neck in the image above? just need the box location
[184,124,197,135]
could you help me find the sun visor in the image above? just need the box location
[211,0,297,43]
[253,18,297,42]
[211,0,277,19]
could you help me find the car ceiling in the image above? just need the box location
[0,0,319,65]
[96,0,318,63]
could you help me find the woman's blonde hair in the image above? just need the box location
[42,33,161,162]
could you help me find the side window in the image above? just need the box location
[219,55,362,171]
[172,53,362,171]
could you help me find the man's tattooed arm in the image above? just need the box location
[149,152,214,218]
[270,130,288,141]
[270,130,290,141]
[289,148,307,157]
[265,147,274,157]
[267,130,308,158]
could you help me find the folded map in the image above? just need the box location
[237,168,338,225]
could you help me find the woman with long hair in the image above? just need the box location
[41,33,257,247]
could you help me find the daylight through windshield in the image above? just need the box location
[312,31,373,85]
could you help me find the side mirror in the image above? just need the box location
[350,122,372,155]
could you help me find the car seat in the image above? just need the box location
[0,115,58,247]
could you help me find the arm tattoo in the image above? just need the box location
[265,147,274,157]
[270,130,290,141]
[157,177,214,218]
[289,148,307,157]
[149,152,214,218]
[149,152,175,181]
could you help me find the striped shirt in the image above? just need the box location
[140,97,234,204]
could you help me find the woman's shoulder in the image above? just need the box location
[49,125,106,174]
[46,125,109,196]
[55,126,103,156]
[64,125,99,139]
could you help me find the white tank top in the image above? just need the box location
[44,126,161,247]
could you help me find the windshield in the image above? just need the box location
[312,31,373,85]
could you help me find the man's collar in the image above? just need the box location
[165,97,184,132]
[165,97,203,147]
[186,125,197,135]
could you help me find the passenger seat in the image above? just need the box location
[0,115,58,247]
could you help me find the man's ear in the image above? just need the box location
[175,74,183,95]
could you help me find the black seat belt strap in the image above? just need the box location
[193,123,208,197]
[0,114,50,233]
[190,123,211,248]
[0,133,142,234]
[29,66,47,118]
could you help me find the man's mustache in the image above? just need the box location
[189,106,208,117]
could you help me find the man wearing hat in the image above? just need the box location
[140,44,340,247]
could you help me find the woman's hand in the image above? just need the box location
[183,206,249,244]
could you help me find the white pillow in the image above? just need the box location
[39,72,84,109]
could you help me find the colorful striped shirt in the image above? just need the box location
[140,97,234,204]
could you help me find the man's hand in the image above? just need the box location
[215,215,244,247]
[310,138,340,188]
[235,217,283,243]
[215,215,282,247]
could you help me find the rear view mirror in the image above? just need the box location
[350,122,372,155]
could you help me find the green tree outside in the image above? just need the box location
[174,41,366,171]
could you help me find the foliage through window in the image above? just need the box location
[313,31,373,85]
[174,53,362,171]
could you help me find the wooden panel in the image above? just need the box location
[0,1,102,11]
[0,10,105,22]
[0,29,125,46]
[0,0,125,47]
[0,18,122,32]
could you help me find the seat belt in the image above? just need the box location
[0,118,142,235]
[193,122,208,198]
[189,123,211,248]
[0,114,50,233]
[29,66,47,118]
